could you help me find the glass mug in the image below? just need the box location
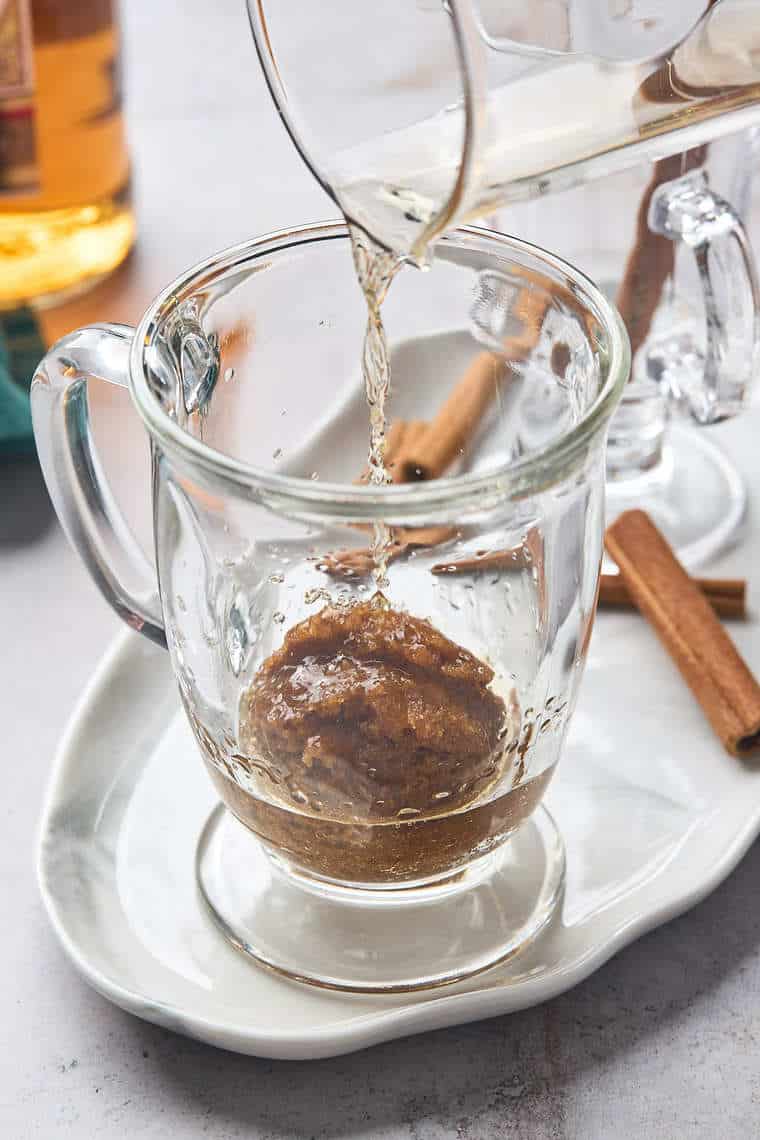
[32,223,628,991]
[496,130,760,567]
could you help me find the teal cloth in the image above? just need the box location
[0,308,46,457]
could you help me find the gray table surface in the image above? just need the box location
[4,2,760,1136]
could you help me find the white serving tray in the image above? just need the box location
[38,530,760,1059]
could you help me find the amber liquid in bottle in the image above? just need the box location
[0,0,134,307]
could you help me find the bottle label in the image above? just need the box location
[0,0,37,194]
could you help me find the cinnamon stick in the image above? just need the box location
[395,351,503,482]
[605,509,760,755]
[432,548,529,575]
[320,524,456,579]
[390,419,428,484]
[396,287,549,482]
[599,572,746,619]
[430,528,547,622]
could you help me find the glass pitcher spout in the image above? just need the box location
[249,1,760,260]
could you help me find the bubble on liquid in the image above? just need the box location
[176,595,187,612]
[367,767,377,777]
[397,807,420,819]
[224,367,235,383]
[311,799,324,813]
[273,611,285,625]
[433,790,450,800]
[269,573,284,584]
[273,448,282,460]
[304,587,331,605]
[291,789,308,806]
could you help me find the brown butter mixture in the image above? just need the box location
[239,599,509,820]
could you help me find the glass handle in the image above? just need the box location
[647,168,760,425]
[31,324,166,647]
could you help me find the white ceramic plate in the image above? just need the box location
[38,553,760,1057]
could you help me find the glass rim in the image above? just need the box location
[130,221,631,516]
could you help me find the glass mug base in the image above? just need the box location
[196,803,566,993]
[605,422,746,572]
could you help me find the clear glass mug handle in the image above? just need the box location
[30,323,167,647]
[647,168,760,425]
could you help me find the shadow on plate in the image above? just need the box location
[101,835,760,1135]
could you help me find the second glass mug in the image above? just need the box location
[31,222,628,991]
[498,131,760,566]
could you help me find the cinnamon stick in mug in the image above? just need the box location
[320,524,456,579]
[396,287,549,482]
[396,351,503,482]
[605,510,760,755]
[432,548,530,575]
[389,419,429,483]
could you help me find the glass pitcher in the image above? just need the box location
[249,1,760,263]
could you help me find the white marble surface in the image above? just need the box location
[4,1,760,1136]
